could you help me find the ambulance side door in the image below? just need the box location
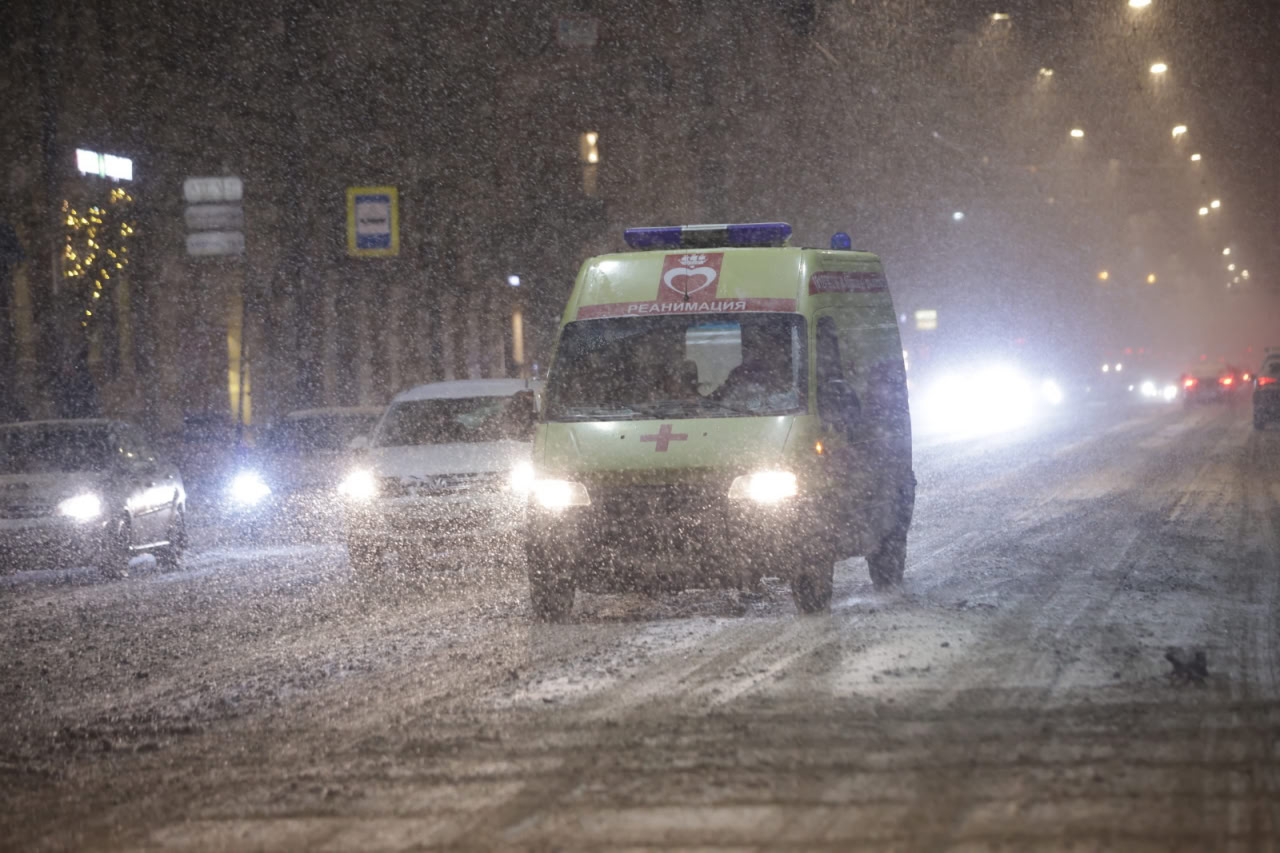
[814,311,868,556]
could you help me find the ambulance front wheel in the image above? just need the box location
[527,551,575,622]
[790,545,835,614]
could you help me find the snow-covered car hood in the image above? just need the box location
[364,440,530,480]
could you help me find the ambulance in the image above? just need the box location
[522,222,914,619]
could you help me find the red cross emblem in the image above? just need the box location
[640,423,688,452]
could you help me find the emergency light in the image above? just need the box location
[623,222,792,250]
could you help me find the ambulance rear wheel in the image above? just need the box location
[790,549,835,614]
[528,552,574,622]
[868,477,913,590]
[867,532,906,589]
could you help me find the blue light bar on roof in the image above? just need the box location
[623,222,792,250]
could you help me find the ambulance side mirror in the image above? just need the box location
[508,391,538,440]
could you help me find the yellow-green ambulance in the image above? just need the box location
[523,223,914,619]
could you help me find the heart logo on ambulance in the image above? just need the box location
[660,252,723,298]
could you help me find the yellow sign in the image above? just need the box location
[346,186,399,257]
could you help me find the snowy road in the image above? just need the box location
[4,401,1280,850]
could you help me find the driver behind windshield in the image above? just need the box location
[711,320,796,411]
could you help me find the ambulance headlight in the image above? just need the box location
[1040,379,1064,406]
[729,471,798,504]
[531,479,591,510]
[509,461,535,495]
[338,468,378,501]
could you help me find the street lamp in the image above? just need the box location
[1038,67,1054,78]
[1070,128,1085,138]
[1171,124,1188,137]
[1147,273,1157,284]
[1150,62,1168,74]
[1129,0,1151,7]
[1227,263,1236,271]
[1210,199,1221,209]
[1242,270,1250,279]
[1223,247,1231,255]
[991,12,1010,21]
[952,211,965,221]
[1190,153,1201,162]
[1098,270,1110,281]
[1198,207,1209,216]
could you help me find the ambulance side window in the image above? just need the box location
[817,317,858,428]
[817,318,843,383]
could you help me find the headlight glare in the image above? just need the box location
[228,470,271,506]
[531,479,590,509]
[58,492,102,521]
[338,468,378,501]
[729,470,798,504]
[509,461,535,495]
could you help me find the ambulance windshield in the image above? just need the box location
[545,313,807,421]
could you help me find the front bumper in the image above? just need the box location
[526,482,833,592]
[344,491,525,552]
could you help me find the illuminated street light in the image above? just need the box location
[1038,67,1054,78]
[1198,207,1209,216]
[1228,263,1236,271]
[1070,128,1085,138]
[1210,199,1221,209]
[991,12,1010,21]
[1171,125,1188,137]
[1098,270,1110,281]
[1150,62,1168,74]
[952,211,965,221]
[1129,0,1151,7]
[1234,276,1241,283]
[1147,273,1157,284]
[1242,270,1250,279]
[1223,247,1231,256]
[1190,153,1201,162]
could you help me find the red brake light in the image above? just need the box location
[1242,373,1251,381]
[1183,378,1197,388]
[1221,376,1234,386]
[1260,376,1278,387]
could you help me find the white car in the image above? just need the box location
[0,419,186,575]
[338,380,537,575]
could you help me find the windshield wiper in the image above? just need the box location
[553,405,647,421]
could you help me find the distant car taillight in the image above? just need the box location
[1259,376,1278,387]
[1183,378,1197,389]
[1221,375,1234,386]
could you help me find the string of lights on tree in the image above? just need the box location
[61,187,134,329]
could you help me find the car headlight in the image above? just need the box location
[509,461,535,495]
[228,470,272,506]
[728,470,798,504]
[531,479,591,510]
[58,492,102,522]
[1162,384,1178,402]
[338,468,378,501]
